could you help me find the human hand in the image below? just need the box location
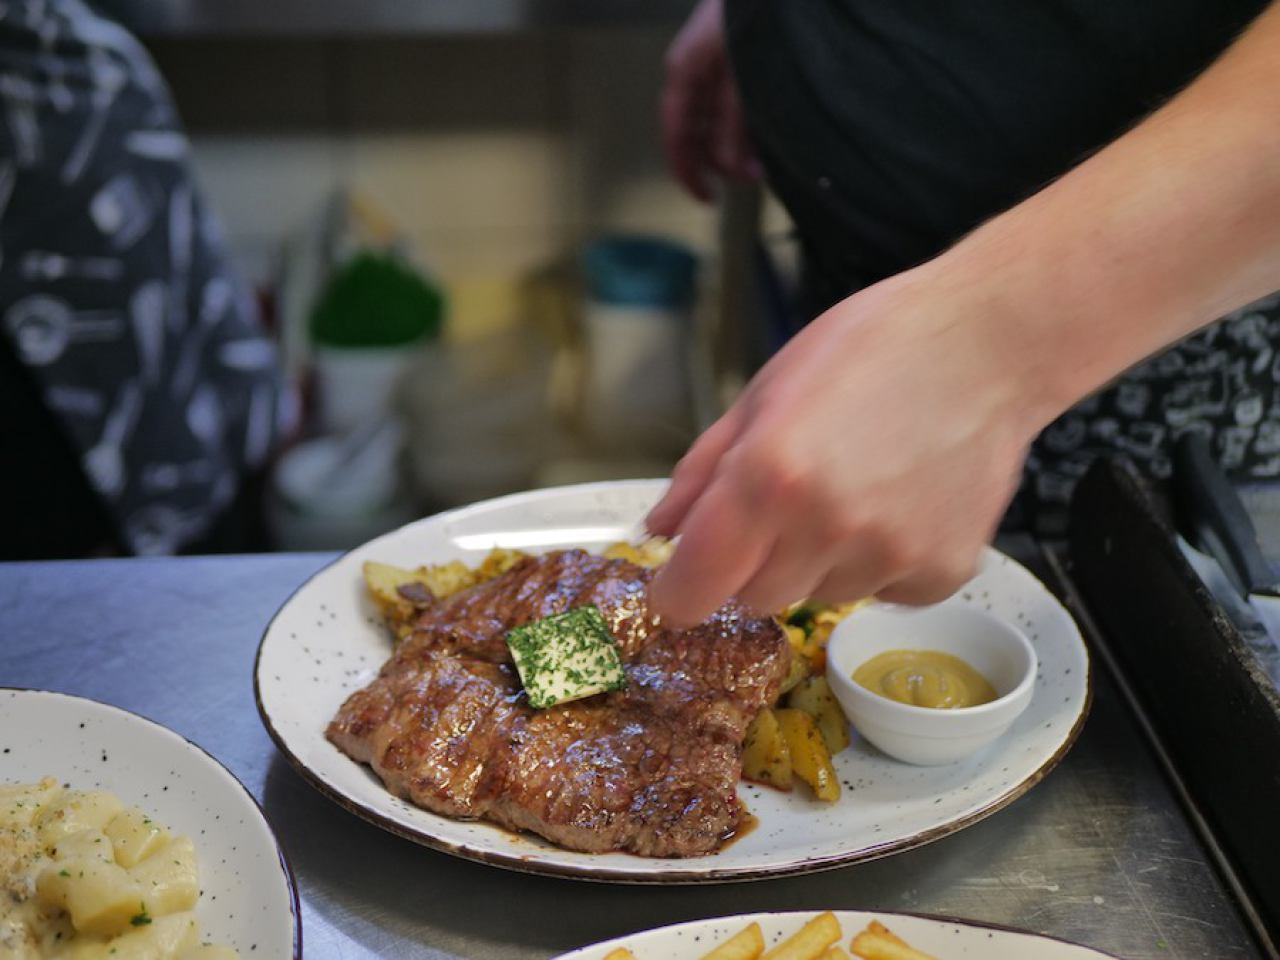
[660,0,760,202]
[646,267,1051,625]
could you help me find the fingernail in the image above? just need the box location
[647,575,676,624]
[647,582,698,630]
[644,505,671,536]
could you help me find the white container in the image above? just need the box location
[582,301,693,454]
[580,236,697,457]
[268,423,416,550]
[826,603,1037,766]
[311,343,422,435]
[396,328,553,507]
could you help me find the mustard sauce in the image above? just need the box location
[854,650,997,709]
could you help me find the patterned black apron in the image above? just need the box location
[0,0,284,556]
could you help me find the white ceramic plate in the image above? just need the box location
[255,480,1090,883]
[0,689,300,956]
[555,910,1119,959]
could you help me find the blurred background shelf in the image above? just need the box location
[106,0,690,38]
[84,0,792,551]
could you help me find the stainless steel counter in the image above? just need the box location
[104,0,688,37]
[0,550,1262,959]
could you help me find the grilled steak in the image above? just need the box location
[327,549,790,857]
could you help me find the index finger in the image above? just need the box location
[647,405,744,537]
[648,470,773,626]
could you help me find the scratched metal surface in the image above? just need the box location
[0,549,1261,959]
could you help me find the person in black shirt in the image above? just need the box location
[647,0,1280,623]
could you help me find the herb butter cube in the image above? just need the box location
[506,606,626,708]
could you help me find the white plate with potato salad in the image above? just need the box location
[556,910,1120,960]
[0,689,300,958]
[255,480,1090,883]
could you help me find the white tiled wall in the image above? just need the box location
[185,134,342,277]
[148,30,720,334]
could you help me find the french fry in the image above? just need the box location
[867,922,909,948]
[742,709,793,790]
[775,709,840,802]
[603,949,637,960]
[820,949,851,960]
[762,911,842,960]
[849,924,937,960]
[700,921,765,959]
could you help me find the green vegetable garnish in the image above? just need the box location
[785,603,819,636]
[309,250,444,348]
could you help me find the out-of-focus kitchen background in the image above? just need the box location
[113,0,793,551]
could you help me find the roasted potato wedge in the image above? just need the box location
[362,558,475,605]
[476,548,527,581]
[634,538,675,567]
[603,538,673,568]
[778,647,811,696]
[361,561,431,638]
[796,620,837,674]
[778,609,849,687]
[602,542,645,565]
[365,551,527,634]
[783,601,820,634]
[785,676,851,755]
[800,640,828,675]
[415,559,476,598]
[784,624,807,650]
[775,708,839,802]
[362,560,423,611]
[742,709,793,790]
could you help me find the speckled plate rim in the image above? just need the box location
[254,479,1092,885]
[553,909,1125,959]
[1,687,303,957]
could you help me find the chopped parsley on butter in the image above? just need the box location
[506,605,626,708]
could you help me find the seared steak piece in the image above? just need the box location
[327,549,790,857]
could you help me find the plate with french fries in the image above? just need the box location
[557,910,1120,959]
[257,480,1090,882]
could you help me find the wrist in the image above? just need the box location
[896,241,1077,446]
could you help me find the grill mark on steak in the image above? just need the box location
[327,549,790,857]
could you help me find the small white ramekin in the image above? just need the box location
[825,603,1037,765]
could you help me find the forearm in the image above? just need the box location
[936,1,1280,429]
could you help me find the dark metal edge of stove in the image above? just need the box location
[1039,542,1280,960]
